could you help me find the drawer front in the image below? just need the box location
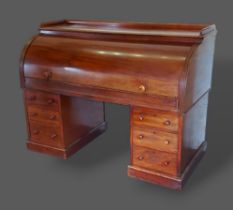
[25,69,178,97]
[133,146,177,176]
[132,108,178,132]
[29,121,62,148]
[25,89,60,111]
[27,106,61,125]
[132,126,178,153]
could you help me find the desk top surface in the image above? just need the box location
[40,20,215,38]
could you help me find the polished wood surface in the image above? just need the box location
[132,107,179,132]
[25,89,60,111]
[29,121,62,148]
[132,125,178,153]
[23,36,188,97]
[20,20,217,190]
[133,145,177,176]
[39,20,215,45]
[27,106,61,125]
[25,89,106,158]
[181,93,209,172]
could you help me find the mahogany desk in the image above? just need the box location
[20,20,217,190]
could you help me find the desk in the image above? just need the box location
[20,20,217,190]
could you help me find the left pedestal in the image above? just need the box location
[24,89,106,159]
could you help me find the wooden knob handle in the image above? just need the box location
[163,161,170,166]
[43,71,52,80]
[47,99,54,104]
[138,134,144,139]
[33,130,40,135]
[29,95,36,101]
[50,134,57,139]
[164,140,170,145]
[138,114,144,121]
[163,120,171,126]
[139,85,146,92]
[138,156,144,160]
[49,115,56,120]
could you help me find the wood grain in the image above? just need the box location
[27,106,61,125]
[132,125,178,153]
[132,146,177,176]
[29,121,62,148]
[20,20,217,190]
[132,107,179,132]
[24,89,106,158]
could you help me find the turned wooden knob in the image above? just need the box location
[163,120,171,126]
[138,85,146,92]
[49,115,56,120]
[138,156,144,160]
[47,99,54,104]
[43,71,52,80]
[164,140,170,145]
[138,114,144,121]
[29,95,36,101]
[163,161,170,166]
[138,134,144,139]
[33,130,40,135]
[50,134,57,139]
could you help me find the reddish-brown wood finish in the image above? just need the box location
[133,145,178,176]
[25,89,106,159]
[180,93,209,172]
[132,107,179,132]
[132,125,178,153]
[128,141,207,190]
[20,20,217,190]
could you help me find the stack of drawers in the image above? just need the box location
[24,89,106,158]
[25,89,64,149]
[130,107,179,176]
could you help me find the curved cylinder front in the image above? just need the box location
[21,35,192,104]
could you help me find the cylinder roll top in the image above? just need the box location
[20,20,216,111]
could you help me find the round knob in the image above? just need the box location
[163,161,170,166]
[50,134,57,139]
[31,112,37,117]
[138,85,146,92]
[47,99,54,104]
[138,134,144,140]
[49,115,56,120]
[138,156,144,160]
[163,120,171,126]
[43,71,52,80]
[33,130,40,135]
[138,114,144,121]
[164,140,170,145]
[29,95,36,101]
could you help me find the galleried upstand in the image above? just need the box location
[20,20,217,190]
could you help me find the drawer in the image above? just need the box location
[132,126,178,153]
[132,107,178,132]
[27,106,61,125]
[25,89,60,111]
[25,69,178,97]
[133,146,177,176]
[29,121,63,148]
